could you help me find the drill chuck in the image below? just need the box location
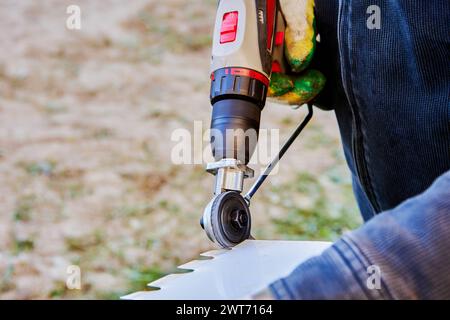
[210,67,269,164]
[211,98,261,164]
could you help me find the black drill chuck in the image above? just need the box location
[210,67,268,164]
[211,98,261,164]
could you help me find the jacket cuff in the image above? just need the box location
[269,236,380,299]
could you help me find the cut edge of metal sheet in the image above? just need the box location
[145,250,225,289]
[146,254,221,289]
[199,248,229,258]
[148,273,188,288]
[177,259,211,270]
[122,240,332,299]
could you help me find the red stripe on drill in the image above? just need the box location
[275,31,284,46]
[266,0,276,50]
[271,61,281,73]
[229,68,269,86]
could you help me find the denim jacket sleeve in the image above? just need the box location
[270,170,450,299]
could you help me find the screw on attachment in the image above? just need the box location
[231,210,248,229]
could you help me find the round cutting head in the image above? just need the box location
[201,191,251,248]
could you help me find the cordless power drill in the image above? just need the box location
[201,0,313,248]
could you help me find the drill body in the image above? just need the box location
[210,0,284,167]
[201,0,286,248]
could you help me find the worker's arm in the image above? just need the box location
[269,170,450,299]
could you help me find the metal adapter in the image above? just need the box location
[206,158,254,195]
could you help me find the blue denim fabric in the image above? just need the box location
[271,170,450,299]
[270,0,450,299]
[314,0,450,219]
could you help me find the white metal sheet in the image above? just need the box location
[122,240,331,300]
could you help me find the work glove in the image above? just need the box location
[268,0,326,106]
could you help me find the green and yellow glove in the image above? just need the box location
[268,0,326,106]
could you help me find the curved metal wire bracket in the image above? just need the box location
[244,103,314,203]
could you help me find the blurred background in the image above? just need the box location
[0,0,361,299]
